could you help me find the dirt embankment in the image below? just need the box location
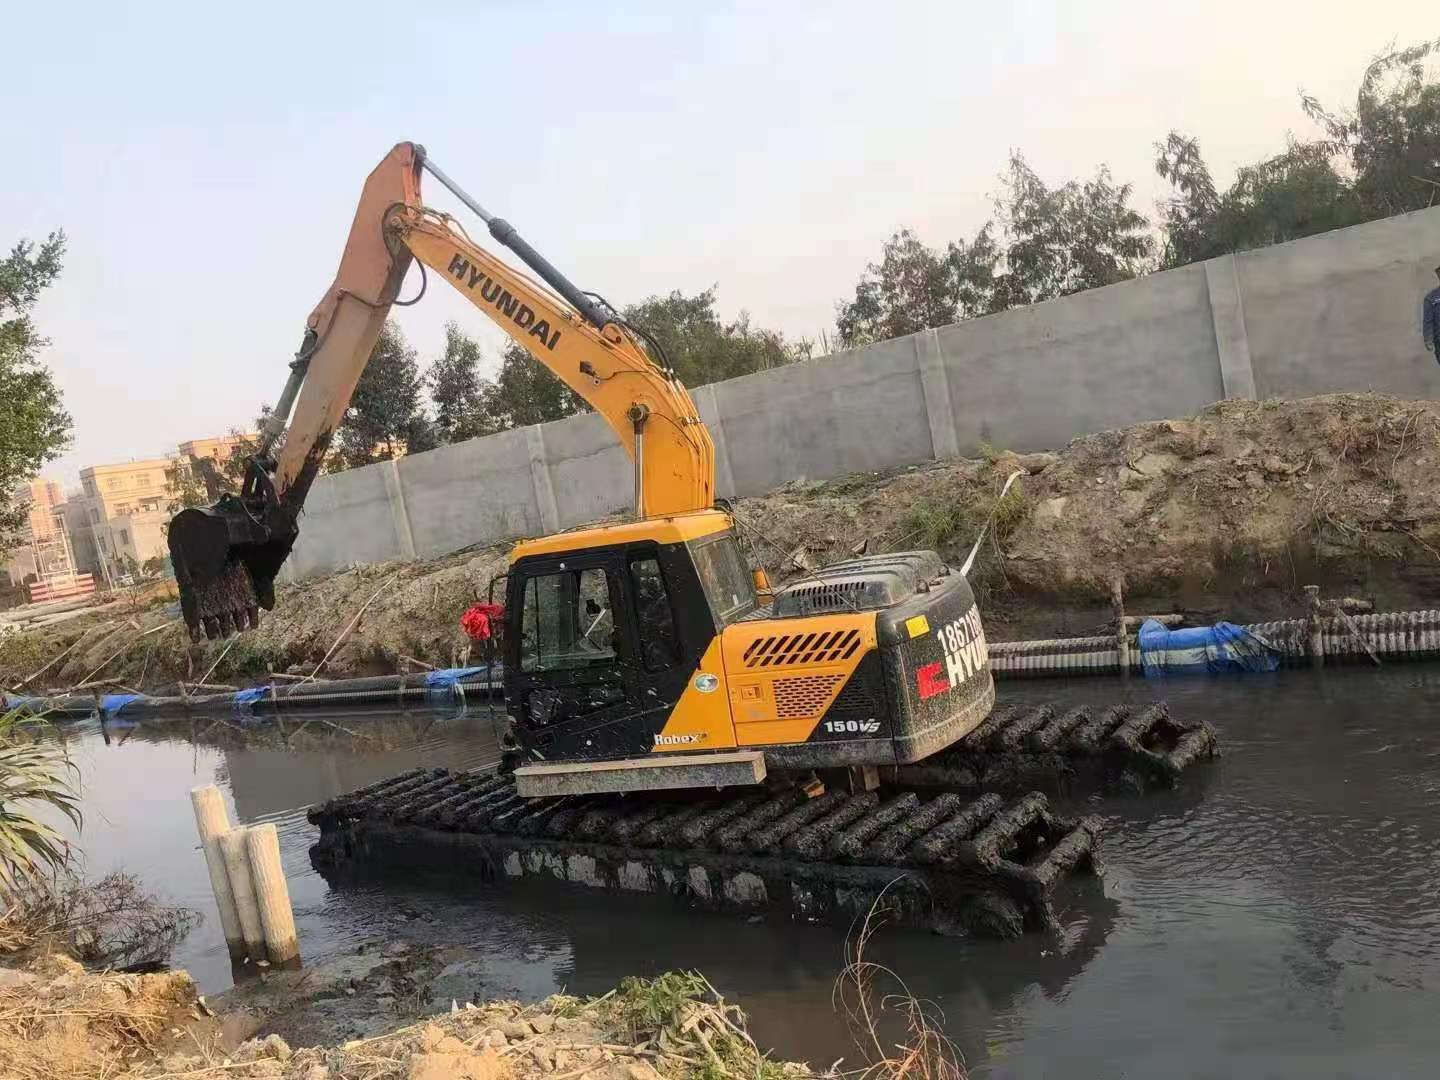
[4,393,1437,693]
[0,952,816,1080]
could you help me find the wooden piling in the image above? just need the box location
[245,823,300,966]
[219,829,267,960]
[1304,585,1325,668]
[189,786,246,961]
[1111,576,1130,676]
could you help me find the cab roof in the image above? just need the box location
[509,509,733,562]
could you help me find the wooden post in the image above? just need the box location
[189,786,246,961]
[245,823,300,966]
[219,828,267,960]
[1304,585,1325,668]
[1111,575,1130,676]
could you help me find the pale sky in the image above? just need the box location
[4,0,1432,489]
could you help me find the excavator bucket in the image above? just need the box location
[167,472,297,641]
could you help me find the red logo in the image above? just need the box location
[916,661,948,700]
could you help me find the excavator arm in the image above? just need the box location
[168,142,714,640]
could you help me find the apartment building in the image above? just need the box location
[3,479,70,586]
[60,433,258,582]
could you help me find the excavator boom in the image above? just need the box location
[168,142,713,639]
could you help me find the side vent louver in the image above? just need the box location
[741,628,863,668]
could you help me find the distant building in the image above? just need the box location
[4,478,68,584]
[57,433,258,585]
[64,459,175,581]
[177,433,255,466]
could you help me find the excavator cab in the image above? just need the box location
[502,510,996,795]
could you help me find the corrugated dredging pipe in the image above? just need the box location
[0,666,503,721]
[990,609,1440,678]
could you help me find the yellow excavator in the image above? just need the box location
[168,143,995,796]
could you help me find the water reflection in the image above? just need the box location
[49,665,1440,1076]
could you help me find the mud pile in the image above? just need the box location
[4,393,1436,692]
[0,953,812,1080]
[0,954,201,1080]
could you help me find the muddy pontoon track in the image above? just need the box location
[891,701,1218,794]
[310,769,1104,938]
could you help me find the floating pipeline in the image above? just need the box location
[890,701,1218,795]
[308,769,1104,939]
[0,666,504,720]
[990,608,1440,678]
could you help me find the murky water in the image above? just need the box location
[55,666,1440,1076]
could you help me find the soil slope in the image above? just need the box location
[4,394,1436,693]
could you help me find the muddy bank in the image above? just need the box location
[0,948,820,1079]
[4,393,1436,694]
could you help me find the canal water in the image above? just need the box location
[56,665,1440,1077]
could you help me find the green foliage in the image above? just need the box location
[1155,133,1361,267]
[1304,37,1440,217]
[609,972,787,1080]
[836,229,973,348]
[479,340,587,430]
[334,321,426,468]
[428,321,491,441]
[992,153,1154,307]
[901,498,976,550]
[836,153,1152,347]
[620,287,807,385]
[1158,38,1440,267]
[0,710,80,898]
[841,39,1440,343]
[0,233,73,546]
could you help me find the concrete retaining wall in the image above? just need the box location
[280,206,1440,582]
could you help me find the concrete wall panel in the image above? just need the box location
[541,411,633,528]
[285,465,400,579]
[710,336,930,496]
[1237,209,1440,400]
[936,264,1222,452]
[398,427,541,557]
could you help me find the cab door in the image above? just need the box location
[506,551,640,761]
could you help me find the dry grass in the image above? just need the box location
[0,954,198,1080]
[0,873,200,971]
[833,892,967,1080]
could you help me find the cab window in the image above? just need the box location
[629,556,681,671]
[689,534,756,624]
[519,567,617,672]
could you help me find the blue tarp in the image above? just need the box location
[424,666,487,689]
[1139,619,1280,677]
[231,686,272,706]
[99,693,144,716]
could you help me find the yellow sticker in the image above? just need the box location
[905,615,930,638]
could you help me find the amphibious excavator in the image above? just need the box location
[169,142,998,796]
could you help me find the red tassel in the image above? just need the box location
[460,601,505,642]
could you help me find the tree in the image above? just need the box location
[479,341,585,430]
[428,321,491,441]
[991,152,1154,307]
[836,229,968,348]
[1155,133,1359,268]
[1304,38,1440,218]
[0,233,72,546]
[333,321,423,468]
[619,288,803,385]
[835,153,1151,346]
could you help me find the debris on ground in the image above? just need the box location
[0,952,818,1080]
[4,393,1437,691]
